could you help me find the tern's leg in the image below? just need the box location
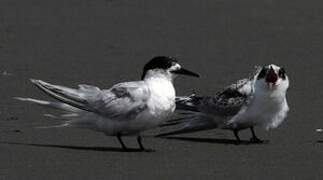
[137,135,145,151]
[249,127,263,143]
[233,130,241,142]
[117,134,128,150]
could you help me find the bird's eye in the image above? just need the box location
[257,67,267,79]
[278,67,286,80]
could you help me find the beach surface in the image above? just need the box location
[0,0,323,179]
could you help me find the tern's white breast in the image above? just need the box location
[124,76,176,134]
[229,88,288,130]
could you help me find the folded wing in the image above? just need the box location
[30,79,150,121]
[176,78,252,116]
[158,78,253,136]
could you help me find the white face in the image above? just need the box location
[144,63,181,80]
[160,63,181,80]
[169,63,181,72]
[168,63,199,79]
[168,63,181,78]
[254,64,289,92]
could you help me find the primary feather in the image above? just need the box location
[17,79,157,135]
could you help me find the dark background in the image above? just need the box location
[0,0,323,179]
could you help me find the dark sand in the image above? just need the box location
[1,0,323,179]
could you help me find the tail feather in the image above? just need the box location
[34,115,97,129]
[157,119,217,137]
[36,123,70,129]
[157,113,219,137]
[156,125,215,137]
[14,97,90,129]
[14,97,81,112]
[29,79,99,112]
[175,94,201,112]
[159,116,194,127]
[14,80,104,130]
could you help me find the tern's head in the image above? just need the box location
[141,56,200,80]
[255,64,289,92]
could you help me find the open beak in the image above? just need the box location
[172,68,200,78]
[265,68,278,89]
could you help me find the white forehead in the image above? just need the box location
[169,63,181,71]
[265,64,281,71]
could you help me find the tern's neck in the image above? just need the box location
[143,70,173,82]
[143,71,175,99]
[144,73,174,89]
[254,85,287,100]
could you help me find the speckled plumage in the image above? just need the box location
[159,65,289,141]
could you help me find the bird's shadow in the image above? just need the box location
[0,141,155,152]
[316,140,323,143]
[159,136,269,145]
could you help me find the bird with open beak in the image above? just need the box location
[158,64,289,143]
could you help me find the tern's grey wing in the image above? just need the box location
[159,78,253,136]
[176,78,253,116]
[95,81,150,120]
[30,79,150,120]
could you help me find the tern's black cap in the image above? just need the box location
[141,56,178,79]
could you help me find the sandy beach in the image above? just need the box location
[0,0,323,179]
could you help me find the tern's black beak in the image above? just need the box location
[172,68,200,77]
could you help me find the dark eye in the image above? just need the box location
[257,67,267,79]
[278,67,286,79]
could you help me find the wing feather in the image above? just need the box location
[30,79,150,120]
[176,78,253,116]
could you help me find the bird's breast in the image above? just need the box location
[146,79,176,118]
[233,94,286,128]
[122,86,176,134]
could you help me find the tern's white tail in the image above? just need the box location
[29,79,101,112]
[13,97,81,113]
[14,96,101,130]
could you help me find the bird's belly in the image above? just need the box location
[122,96,176,133]
[121,109,172,135]
[95,107,173,136]
[98,89,175,135]
[229,100,282,130]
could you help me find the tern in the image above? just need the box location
[158,64,289,143]
[15,56,199,151]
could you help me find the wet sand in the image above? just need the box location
[0,0,323,179]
